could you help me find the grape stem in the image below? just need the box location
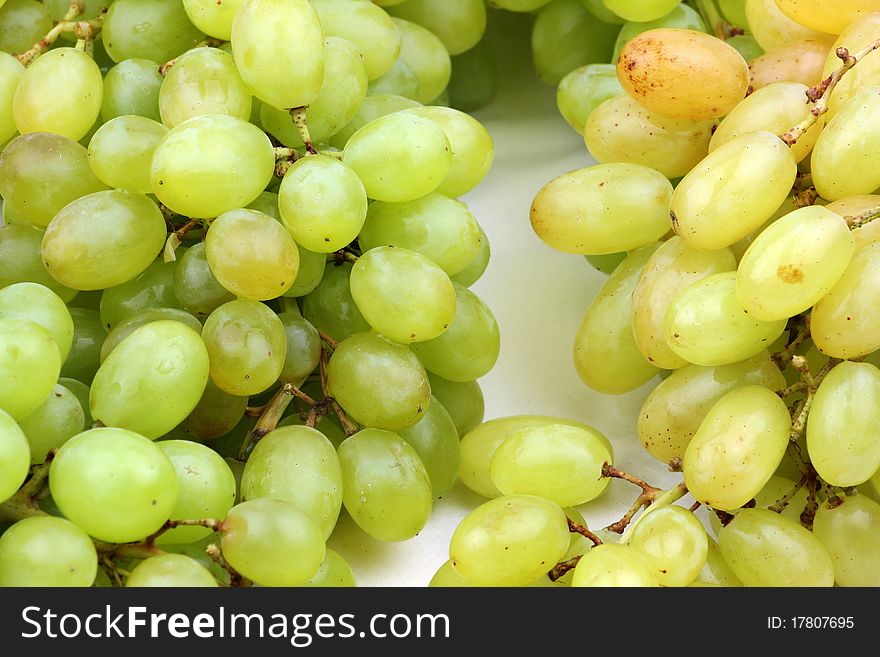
[206,543,251,587]
[0,453,56,521]
[618,482,689,545]
[163,218,201,263]
[800,475,820,530]
[289,107,318,155]
[14,3,111,67]
[329,250,359,265]
[845,205,880,230]
[600,464,667,533]
[548,555,582,582]
[273,146,304,177]
[317,330,339,350]
[769,474,808,514]
[601,464,661,497]
[567,518,602,546]
[237,382,301,459]
[142,518,224,546]
[319,347,360,437]
[771,314,810,370]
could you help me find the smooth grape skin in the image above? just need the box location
[98,260,184,331]
[337,428,433,542]
[748,36,833,93]
[102,0,205,64]
[301,262,371,342]
[398,396,460,497]
[0,0,52,54]
[277,312,320,384]
[126,554,219,587]
[61,308,106,384]
[343,112,451,203]
[88,115,168,194]
[557,64,622,134]
[49,427,179,543]
[329,93,422,149]
[150,114,274,219]
[450,495,569,587]
[240,426,343,539]
[0,408,29,503]
[182,378,248,440]
[0,53,23,144]
[326,331,430,431]
[813,495,880,587]
[602,0,679,21]
[100,308,202,362]
[718,508,834,587]
[0,318,61,421]
[183,0,243,40]
[629,506,708,587]
[19,383,84,464]
[612,4,706,61]
[572,543,659,587]
[283,248,326,298]
[821,13,880,119]
[0,282,74,362]
[0,516,97,587]
[684,385,790,510]
[0,226,76,303]
[530,164,672,255]
[745,0,825,52]
[427,373,485,437]
[368,58,420,100]
[220,498,325,587]
[173,242,236,316]
[306,548,357,587]
[101,58,163,122]
[489,423,612,507]
[388,0,485,56]
[775,0,878,34]
[392,18,449,104]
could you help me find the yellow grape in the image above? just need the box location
[775,0,880,35]
[0,53,23,144]
[821,13,880,119]
[826,195,880,249]
[748,37,833,91]
[571,544,659,588]
[744,0,826,52]
[813,494,880,587]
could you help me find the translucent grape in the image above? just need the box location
[306,548,356,587]
[277,313,320,384]
[328,93,421,149]
[0,318,61,420]
[748,37,833,92]
[556,64,622,134]
[102,0,205,64]
[0,226,75,303]
[813,494,880,587]
[301,262,370,341]
[284,247,326,298]
[774,0,879,34]
[571,543,659,587]
[698,537,743,587]
[181,378,248,441]
[87,115,168,194]
[368,58,420,100]
[61,308,105,383]
[602,0,679,22]
[0,0,52,54]
[388,0,485,56]
[629,506,708,587]
[18,383,84,464]
[398,396,460,497]
[126,554,218,587]
[450,225,490,287]
[427,373,484,437]
[0,516,96,587]
[612,4,706,61]
[173,242,235,316]
[0,53,23,144]
[0,408,29,503]
[0,282,73,362]
[745,0,826,51]
[101,58,163,122]
[821,13,880,119]
[98,260,184,331]
[182,0,243,40]
[826,195,880,250]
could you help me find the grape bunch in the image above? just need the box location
[0,0,500,587]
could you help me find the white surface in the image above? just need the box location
[327,18,682,586]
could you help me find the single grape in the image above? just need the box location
[427,373,484,436]
[572,543,660,587]
[602,0,679,22]
[87,115,168,194]
[398,396,460,497]
[0,408,29,503]
[102,0,205,64]
[0,318,61,420]
[125,553,219,587]
[101,58,163,122]
[61,308,106,384]
[18,383,84,464]
[182,378,248,441]
[182,0,243,40]
[100,307,202,362]
[0,0,52,54]
[629,506,708,587]
[306,548,357,587]
[301,262,371,342]
[0,53,24,144]
[0,516,97,587]
[277,312,320,384]
[813,494,880,587]
[173,242,236,316]
[0,282,73,362]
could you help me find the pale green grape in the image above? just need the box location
[490,0,552,10]
[284,247,326,298]
[427,373,484,436]
[13,48,102,141]
[306,548,356,587]
[450,225,490,287]
[61,308,106,383]
[42,191,166,291]
[278,155,367,253]
[632,237,736,370]
[612,4,706,61]
[825,195,880,250]
[0,226,78,303]
[0,132,108,228]
[231,0,323,109]
[220,498,325,586]
[278,312,320,383]
[718,0,748,27]
[0,282,73,362]
[530,164,672,255]
[708,475,810,534]
[90,321,209,439]
[350,246,456,344]
[585,252,626,275]
[301,262,370,341]
[0,0,51,54]
[0,53,23,144]
[173,242,235,316]
[98,260,184,331]
[391,18,449,104]
[126,553,218,587]
[18,383,84,464]
[329,93,421,149]
[813,494,880,587]
[727,34,764,61]
[205,208,299,300]
[327,331,430,431]
[101,58,163,122]
[368,58,420,100]
[571,543,660,587]
[398,396,459,497]
[429,559,473,586]
[602,0,679,22]
[102,0,205,64]
[556,64,621,134]
[737,206,853,321]
[448,40,496,112]
[684,385,790,510]
[49,427,179,542]
[156,439,236,544]
[807,362,880,487]
[671,131,798,250]
[241,425,343,539]
[183,0,243,40]
[0,408,28,503]
[150,114,274,219]
[388,0,485,56]
[718,508,834,586]
[245,191,279,218]
[489,423,611,507]
[87,115,168,194]
[698,537,743,586]
[0,516,96,587]
[574,244,661,394]
[821,14,880,120]
[181,378,248,440]
[629,506,708,587]
[665,272,787,367]
[311,0,400,80]
[0,318,61,420]
[343,111,451,202]
[450,495,569,586]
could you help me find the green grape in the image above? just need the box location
[278,155,367,253]
[205,208,299,300]
[698,537,743,587]
[612,4,706,62]
[156,439,236,544]
[825,195,880,250]
[0,318,61,420]
[101,307,201,363]
[572,543,659,587]
[173,242,236,316]
[448,40,496,113]
[240,425,343,539]
[489,423,611,506]
[392,18,450,104]
[0,1,51,53]
[100,58,163,122]
[328,93,422,149]
[398,395,459,497]
[245,191,280,219]
[585,252,627,275]
[126,553,218,587]
[0,132,108,228]
[708,475,810,535]
[0,408,29,503]
[231,0,323,109]
[806,362,880,487]
[727,34,764,62]
[301,262,370,341]
[531,164,672,255]
[102,0,205,64]
[632,237,736,370]
[278,412,347,450]
[684,385,790,510]
[579,0,623,22]
[459,415,614,499]
[532,0,618,85]
[284,247,326,298]
[150,114,274,219]
[556,64,622,134]
[813,494,880,587]
[90,321,209,439]
[310,0,400,80]
[0,53,23,144]
[87,115,168,194]
[343,111,451,202]
[42,191,167,291]
[327,332,430,431]
[159,47,252,128]
[665,272,787,367]
[306,548,356,587]
[811,242,880,359]
[821,14,880,120]
[202,299,286,396]
[57,378,92,428]
[61,308,106,383]
[718,508,834,586]
[718,0,748,27]
[574,244,661,394]
[182,0,243,40]
[737,206,853,321]
[450,495,569,587]
[182,378,248,440]
[450,224,490,287]
[18,383,84,464]
[99,259,188,331]
[0,282,74,362]
[429,559,473,586]
[490,0,552,10]
[368,58,421,100]
[585,95,716,179]
[220,498,325,586]
[629,506,708,587]
[427,373,484,436]
[388,0,485,56]
[402,106,493,198]
[602,0,679,22]
[278,312,320,383]
[350,246,456,344]
[747,0,825,51]
[49,427,179,542]
[0,516,96,587]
